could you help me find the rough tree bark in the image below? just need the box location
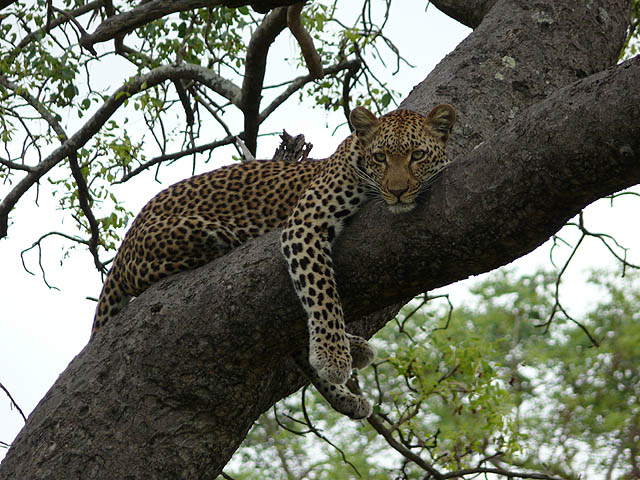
[1,0,637,478]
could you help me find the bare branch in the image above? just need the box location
[536,218,601,347]
[541,204,640,347]
[259,59,361,123]
[287,2,323,79]
[0,381,26,423]
[567,210,640,274]
[20,231,90,289]
[67,153,107,273]
[342,60,361,127]
[241,7,289,154]
[79,0,301,50]
[234,137,255,162]
[50,5,98,55]
[0,76,67,140]
[114,135,236,183]
[299,386,362,477]
[173,80,195,127]
[367,412,444,478]
[272,404,313,436]
[192,87,235,137]
[0,156,36,172]
[14,1,101,51]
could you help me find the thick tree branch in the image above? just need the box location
[287,2,324,78]
[78,0,300,50]
[241,7,289,155]
[2,52,638,479]
[401,0,631,160]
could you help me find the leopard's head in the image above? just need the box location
[350,104,456,214]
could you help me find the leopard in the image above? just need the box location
[91,104,456,419]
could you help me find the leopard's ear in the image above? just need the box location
[350,106,380,147]
[426,104,456,145]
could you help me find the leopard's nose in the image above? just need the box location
[388,187,408,199]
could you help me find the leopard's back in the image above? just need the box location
[92,159,324,336]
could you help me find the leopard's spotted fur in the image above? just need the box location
[92,105,456,419]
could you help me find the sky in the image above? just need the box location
[1,1,639,465]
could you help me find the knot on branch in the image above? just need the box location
[271,130,313,163]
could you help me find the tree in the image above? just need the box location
[0,0,639,478]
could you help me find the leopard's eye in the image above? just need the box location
[411,150,426,162]
[372,152,387,163]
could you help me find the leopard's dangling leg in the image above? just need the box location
[281,165,367,385]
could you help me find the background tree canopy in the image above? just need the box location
[0,0,639,479]
[226,268,640,478]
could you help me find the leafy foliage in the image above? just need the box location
[621,0,640,59]
[226,269,640,479]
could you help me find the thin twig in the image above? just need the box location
[366,414,444,479]
[114,136,236,183]
[0,381,27,423]
[299,386,361,477]
[272,403,313,436]
[68,153,107,274]
[429,293,455,334]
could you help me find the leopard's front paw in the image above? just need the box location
[309,347,352,385]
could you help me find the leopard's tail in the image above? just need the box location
[91,272,132,340]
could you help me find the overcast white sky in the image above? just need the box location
[1,1,638,464]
